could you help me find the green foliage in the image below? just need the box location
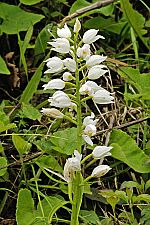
[12,134,32,156]
[69,0,90,14]
[80,210,99,224]
[16,189,69,225]
[118,67,150,101]
[0,157,7,176]
[34,24,51,63]
[50,127,78,155]
[0,56,10,75]
[140,205,150,225]
[21,103,42,121]
[109,129,150,173]
[36,155,63,173]
[19,0,45,5]
[121,0,149,49]
[20,62,44,104]
[16,189,36,225]
[0,3,44,34]
[0,109,16,133]
[84,16,127,35]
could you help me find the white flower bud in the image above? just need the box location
[41,108,64,118]
[57,24,71,38]
[73,18,81,33]
[48,38,70,53]
[92,146,113,159]
[63,72,73,81]
[88,65,108,80]
[44,57,64,74]
[83,29,105,44]
[91,165,111,178]
[93,89,114,104]
[42,79,65,90]
[63,58,76,72]
[86,55,107,67]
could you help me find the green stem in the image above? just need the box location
[70,33,83,225]
[70,172,84,225]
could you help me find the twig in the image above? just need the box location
[96,117,149,136]
[60,0,116,25]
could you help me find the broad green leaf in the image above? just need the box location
[20,62,44,103]
[16,189,36,225]
[140,205,150,225]
[0,109,16,133]
[70,0,90,14]
[20,0,44,5]
[34,138,54,153]
[0,3,44,34]
[21,103,42,121]
[36,196,68,223]
[0,122,16,133]
[37,155,63,173]
[0,56,10,75]
[109,129,150,173]
[50,127,78,155]
[12,134,32,155]
[121,0,149,49]
[80,210,99,224]
[0,157,7,176]
[121,181,141,190]
[118,67,150,100]
[84,17,127,35]
[97,4,114,16]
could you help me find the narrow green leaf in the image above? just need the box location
[12,134,32,155]
[121,0,149,49]
[109,129,150,173]
[0,157,7,176]
[16,189,36,225]
[20,62,44,103]
[0,56,10,75]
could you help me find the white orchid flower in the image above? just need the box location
[63,58,76,72]
[79,83,93,96]
[93,89,114,104]
[83,112,98,126]
[88,65,108,80]
[82,135,93,146]
[91,165,111,178]
[86,55,107,67]
[44,57,64,74]
[64,150,82,182]
[77,44,91,60]
[42,79,65,90]
[92,146,113,159]
[79,81,102,96]
[48,38,70,53]
[57,24,71,38]
[48,91,73,108]
[82,124,97,146]
[62,72,73,81]
[74,18,81,33]
[41,108,64,118]
[83,29,105,44]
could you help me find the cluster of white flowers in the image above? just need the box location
[41,19,113,183]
